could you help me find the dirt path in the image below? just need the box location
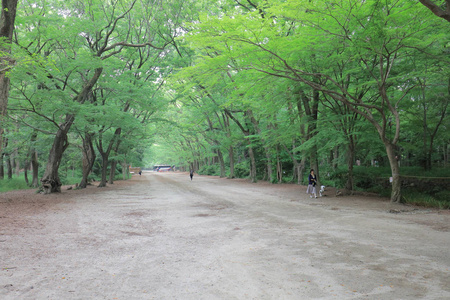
[1,172,449,299]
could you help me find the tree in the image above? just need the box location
[11,0,179,193]
[181,0,448,202]
[0,0,18,179]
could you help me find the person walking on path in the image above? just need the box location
[189,169,194,181]
[306,169,317,198]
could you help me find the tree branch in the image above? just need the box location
[418,0,450,22]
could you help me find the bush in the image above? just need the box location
[434,190,450,202]
[326,168,349,188]
[234,162,250,178]
[198,164,220,176]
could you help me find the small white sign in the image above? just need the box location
[389,177,393,183]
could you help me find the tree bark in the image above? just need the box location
[14,147,19,176]
[0,153,4,179]
[41,116,72,193]
[30,149,39,188]
[224,114,235,178]
[418,0,450,22]
[248,143,257,183]
[24,160,29,185]
[228,145,235,178]
[6,153,11,179]
[121,162,129,180]
[97,128,121,188]
[79,132,96,189]
[0,0,18,169]
[217,148,226,178]
[385,142,401,203]
[109,161,117,184]
[30,131,39,188]
[302,87,321,187]
[276,145,282,183]
[345,138,355,191]
[264,147,272,182]
[98,153,109,187]
[108,137,122,184]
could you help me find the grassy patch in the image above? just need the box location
[402,191,450,209]
[0,177,33,193]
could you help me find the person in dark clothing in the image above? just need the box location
[189,169,194,181]
[306,169,317,198]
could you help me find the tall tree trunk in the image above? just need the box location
[0,0,18,170]
[225,114,235,178]
[30,148,39,188]
[108,138,122,184]
[276,145,282,183]
[98,153,109,187]
[14,147,19,176]
[299,156,306,185]
[264,147,272,183]
[79,132,96,189]
[385,142,401,203]
[301,87,321,187]
[217,148,226,178]
[345,138,355,191]
[109,161,117,184]
[248,143,257,183]
[97,128,121,188]
[41,116,72,193]
[6,153,12,179]
[0,153,4,179]
[29,131,39,188]
[445,143,449,167]
[24,160,29,185]
[332,147,339,170]
[422,101,430,170]
[121,161,129,180]
[228,145,235,178]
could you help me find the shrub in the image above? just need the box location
[198,164,220,176]
[234,162,250,178]
[326,168,349,188]
[434,190,450,202]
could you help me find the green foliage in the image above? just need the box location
[402,191,450,210]
[434,190,450,203]
[324,168,350,189]
[234,162,250,179]
[0,176,33,192]
[61,175,82,186]
[198,164,220,176]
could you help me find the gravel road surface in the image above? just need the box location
[1,172,449,299]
